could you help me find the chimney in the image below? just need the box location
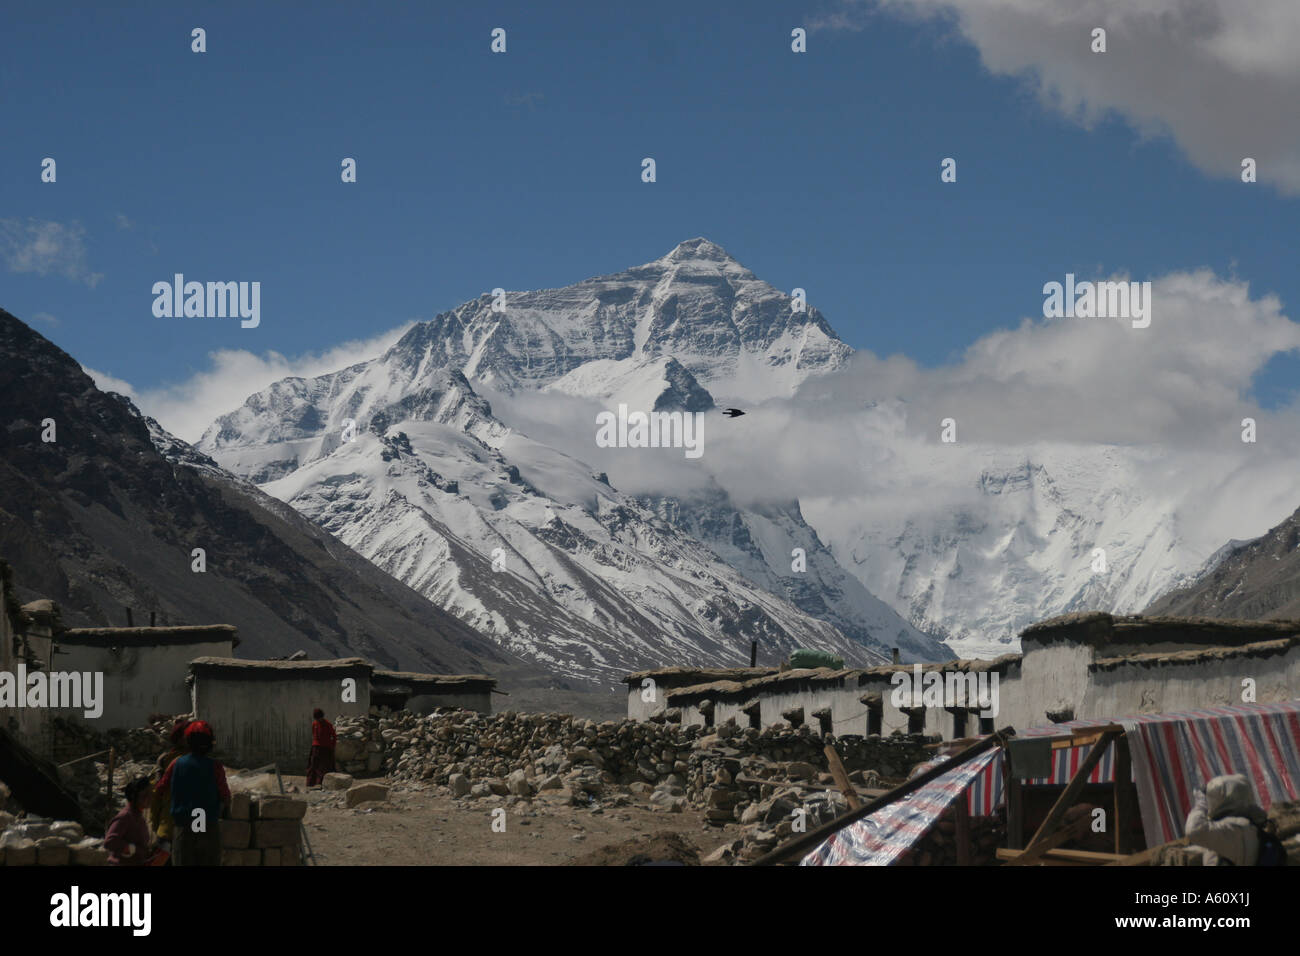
[125,607,134,627]
[749,640,757,667]
[150,611,156,626]
[891,647,901,666]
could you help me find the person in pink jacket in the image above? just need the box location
[104,777,154,865]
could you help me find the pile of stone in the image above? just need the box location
[331,718,390,776]
[0,814,109,866]
[219,792,308,866]
[334,710,932,804]
[50,715,174,764]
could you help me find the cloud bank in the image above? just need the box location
[87,322,415,443]
[812,0,1300,194]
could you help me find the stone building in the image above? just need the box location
[56,624,236,729]
[370,670,496,714]
[626,613,1300,740]
[188,657,373,772]
[623,667,779,722]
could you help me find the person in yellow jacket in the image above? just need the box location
[149,718,191,862]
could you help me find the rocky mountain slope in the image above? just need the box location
[0,307,551,687]
[1144,507,1300,620]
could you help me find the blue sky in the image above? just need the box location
[3,0,1298,420]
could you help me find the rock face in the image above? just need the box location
[1145,506,1300,620]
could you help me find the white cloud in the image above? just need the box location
[83,366,138,399]
[814,0,1300,194]
[578,267,1300,559]
[0,218,104,286]
[102,323,415,443]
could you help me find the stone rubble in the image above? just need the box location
[0,814,108,866]
[330,709,934,865]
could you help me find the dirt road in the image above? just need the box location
[286,778,742,866]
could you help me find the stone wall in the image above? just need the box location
[334,709,934,795]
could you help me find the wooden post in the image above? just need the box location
[1008,729,1119,867]
[1007,770,1024,849]
[954,794,971,865]
[1113,734,1136,854]
[823,745,862,810]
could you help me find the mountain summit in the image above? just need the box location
[266,238,854,413]
[195,242,944,682]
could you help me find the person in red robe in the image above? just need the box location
[306,708,337,786]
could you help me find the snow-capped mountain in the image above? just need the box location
[248,401,898,684]
[195,239,943,684]
[195,236,1224,670]
[803,447,1201,658]
[636,490,945,663]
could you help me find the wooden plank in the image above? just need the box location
[1005,816,1081,864]
[1008,729,1119,867]
[1007,773,1024,850]
[751,726,1012,866]
[823,745,862,810]
[1113,735,1136,855]
[997,847,1127,864]
[954,793,971,865]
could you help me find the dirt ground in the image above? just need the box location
[280,775,743,866]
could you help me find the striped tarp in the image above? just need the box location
[801,748,1001,866]
[1120,701,1300,844]
[969,716,1126,816]
[972,703,1300,834]
[803,700,1300,864]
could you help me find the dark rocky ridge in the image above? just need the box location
[0,307,555,688]
[1144,505,1300,619]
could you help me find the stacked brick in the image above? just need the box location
[219,793,307,866]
